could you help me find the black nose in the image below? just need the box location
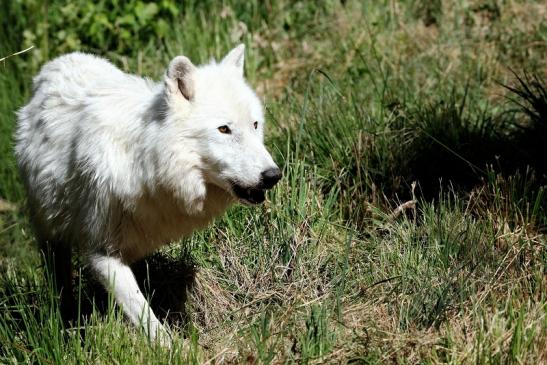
[260,167,282,189]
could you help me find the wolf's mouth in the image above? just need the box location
[232,184,266,205]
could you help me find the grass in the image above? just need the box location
[1,0,546,363]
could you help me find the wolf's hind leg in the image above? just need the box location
[40,240,76,323]
[89,254,170,345]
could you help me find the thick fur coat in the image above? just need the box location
[15,45,281,342]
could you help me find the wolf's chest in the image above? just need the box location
[116,186,232,262]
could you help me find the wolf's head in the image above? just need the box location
[161,45,281,206]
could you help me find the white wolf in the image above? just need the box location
[15,44,281,343]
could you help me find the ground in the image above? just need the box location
[0,1,546,364]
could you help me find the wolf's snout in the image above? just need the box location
[260,167,282,189]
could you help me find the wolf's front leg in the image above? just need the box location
[89,254,170,345]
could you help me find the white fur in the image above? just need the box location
[15,45,279,342]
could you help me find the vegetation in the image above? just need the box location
[1,1,546,363]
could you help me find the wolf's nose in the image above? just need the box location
[260,167,282,189]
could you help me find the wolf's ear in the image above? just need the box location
[166,56,196,101]
[221,44,245,76]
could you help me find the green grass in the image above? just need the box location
[1,0,546,363]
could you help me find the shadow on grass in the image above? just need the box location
[304,71,546,228]
[131,252,197,327]
[383,72,546,202]
[73,251,197,329]
[0,249,197,352]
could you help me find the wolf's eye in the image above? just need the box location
[218,125,231,134]
[253,121,258,129]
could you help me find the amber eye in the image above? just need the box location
[253,121,258,129]
[218,125,231,134]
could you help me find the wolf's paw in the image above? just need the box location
[150,322,173,349]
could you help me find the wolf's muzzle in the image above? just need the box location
[232,184,266,204]
[259,167,282,189]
